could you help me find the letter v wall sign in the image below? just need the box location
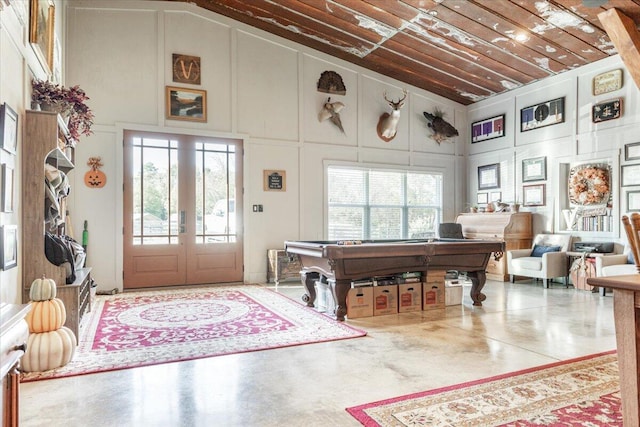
[172,54,201,85]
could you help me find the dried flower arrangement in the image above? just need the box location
[31,79,95,140]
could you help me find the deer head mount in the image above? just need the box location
[376,89,407,142]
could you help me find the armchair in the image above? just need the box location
[507,234,572,288]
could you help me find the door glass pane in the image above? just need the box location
[132,137,178,245]
[196,142,236,243]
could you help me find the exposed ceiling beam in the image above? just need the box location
[598,8,640,91]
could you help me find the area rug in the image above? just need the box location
[347,351,621,426]
[21,285,366,382]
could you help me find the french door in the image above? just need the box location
[123,130,243,288]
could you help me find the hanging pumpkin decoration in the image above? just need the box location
[84,157,106,188]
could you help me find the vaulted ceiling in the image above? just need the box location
[168,0,640,105]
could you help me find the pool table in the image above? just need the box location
[285,239,505,320]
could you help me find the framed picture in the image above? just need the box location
[29,0,55,74]
[625,142,640,161]
[1,224,17,270]
[1,164,13,212]
[476,192,488,204]
[593,69,623,95]
[490,191,502,202]
[622,164,640,186]
[0,103,18,154]
[172,54,201,85]
[628,191,640,212]
[471,114,505,143]
[166,86,207,122]
[520,97,564,132]
[592,98,622,123]
[263,169,286,192]
[522,156,546,182]
[523,184,546,207]
[478,163,500,190]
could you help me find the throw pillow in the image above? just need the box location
[531,244,562,257]
[628,251,635,265]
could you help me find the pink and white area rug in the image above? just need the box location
[21,285,366,381]
[347,351,621,426]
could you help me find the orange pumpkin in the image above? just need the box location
[84,169,106,188]
[26,298,67,333]
[22,327,77,372]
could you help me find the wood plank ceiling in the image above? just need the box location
[168,0,640,105]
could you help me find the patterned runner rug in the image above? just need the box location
[347,352,621,426]
[21,285,366,381]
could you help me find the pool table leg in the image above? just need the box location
[331,280,350,321]
[300,271,319,307]
[468,270,487,306]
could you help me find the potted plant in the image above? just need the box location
[31,79,94,140]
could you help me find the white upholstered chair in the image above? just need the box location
[507,234,572,288]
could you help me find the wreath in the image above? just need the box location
[568,164,610,206]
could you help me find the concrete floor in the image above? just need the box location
[19,279,616,427]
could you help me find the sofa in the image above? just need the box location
[507,234,572,287]
[595,249,637,277]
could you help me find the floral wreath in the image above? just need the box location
[568,164,610,206]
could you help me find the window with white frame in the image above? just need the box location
[327,166,443,240]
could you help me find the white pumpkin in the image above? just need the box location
[29,275,57,301]
[21,327,77,372]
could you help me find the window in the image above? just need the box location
[327,166,443,240]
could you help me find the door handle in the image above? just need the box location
[180,210,186,233]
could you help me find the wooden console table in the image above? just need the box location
[587,274,640,427]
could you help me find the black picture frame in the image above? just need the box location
[478,163,500,190]
[1,164,13,212]
[520,97,565,132]
[625,142,640,161]
[522,156,547,182]
[471,114,505,143]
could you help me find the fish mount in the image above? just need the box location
[423,109,459,144]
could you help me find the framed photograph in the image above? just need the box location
[593,69,623,95]
[1,164,13,212]
[490,191,502,202]
[522,156,546,182]
[523,184,546,207]
[520,97,565,132]
[166,86,207,122]
[625,142,640,161]
[622,164,640,186]
[0,103,18,154]
[29,0,55,74]
[471,114,505,143]
[592,98,622,123]
[263,169,286,192]
[1,224,17,270]
[478,163,500,190]
[627,191,640,212]
[476,192,488,204]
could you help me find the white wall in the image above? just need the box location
[60,0,466,291]
[468,54,640,243]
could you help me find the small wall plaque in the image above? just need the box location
[172,54,201,85]
[592,98,622,123]
[593,69,622,95]
[264,170,286,191]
